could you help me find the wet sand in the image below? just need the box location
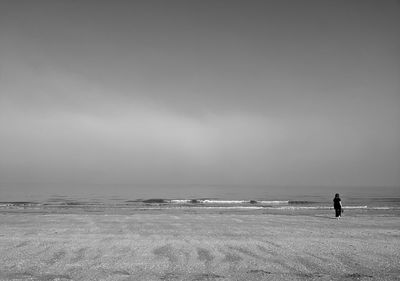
[0,211,399,281]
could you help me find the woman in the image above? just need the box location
[333,193,342,219]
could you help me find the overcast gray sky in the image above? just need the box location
[0,0,399,187]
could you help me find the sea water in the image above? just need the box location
[1,183,399,215]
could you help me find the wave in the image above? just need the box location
[145,199,294,204]
[169,199,319,205]
[174,206,265,209]
[142,199,168,204]
[195,200,248,204]
[169,199,250,204]
[259,200,289,204]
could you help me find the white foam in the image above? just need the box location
[199,200,248,204]
[170,200,193,203]
[259,200,289,204]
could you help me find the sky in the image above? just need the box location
[0,0,399,188]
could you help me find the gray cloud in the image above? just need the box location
[0,0,399,187]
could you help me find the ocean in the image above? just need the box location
[1,184,399,215]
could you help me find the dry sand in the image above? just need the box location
[0,210,399,281]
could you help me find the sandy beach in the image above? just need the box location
[0,210,399,281]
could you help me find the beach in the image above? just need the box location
[0,210,399,281]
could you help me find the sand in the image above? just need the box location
[0,210,399,281]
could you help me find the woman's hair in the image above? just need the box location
[335,193,340,198]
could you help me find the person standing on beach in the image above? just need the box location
[333,193,342,219]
